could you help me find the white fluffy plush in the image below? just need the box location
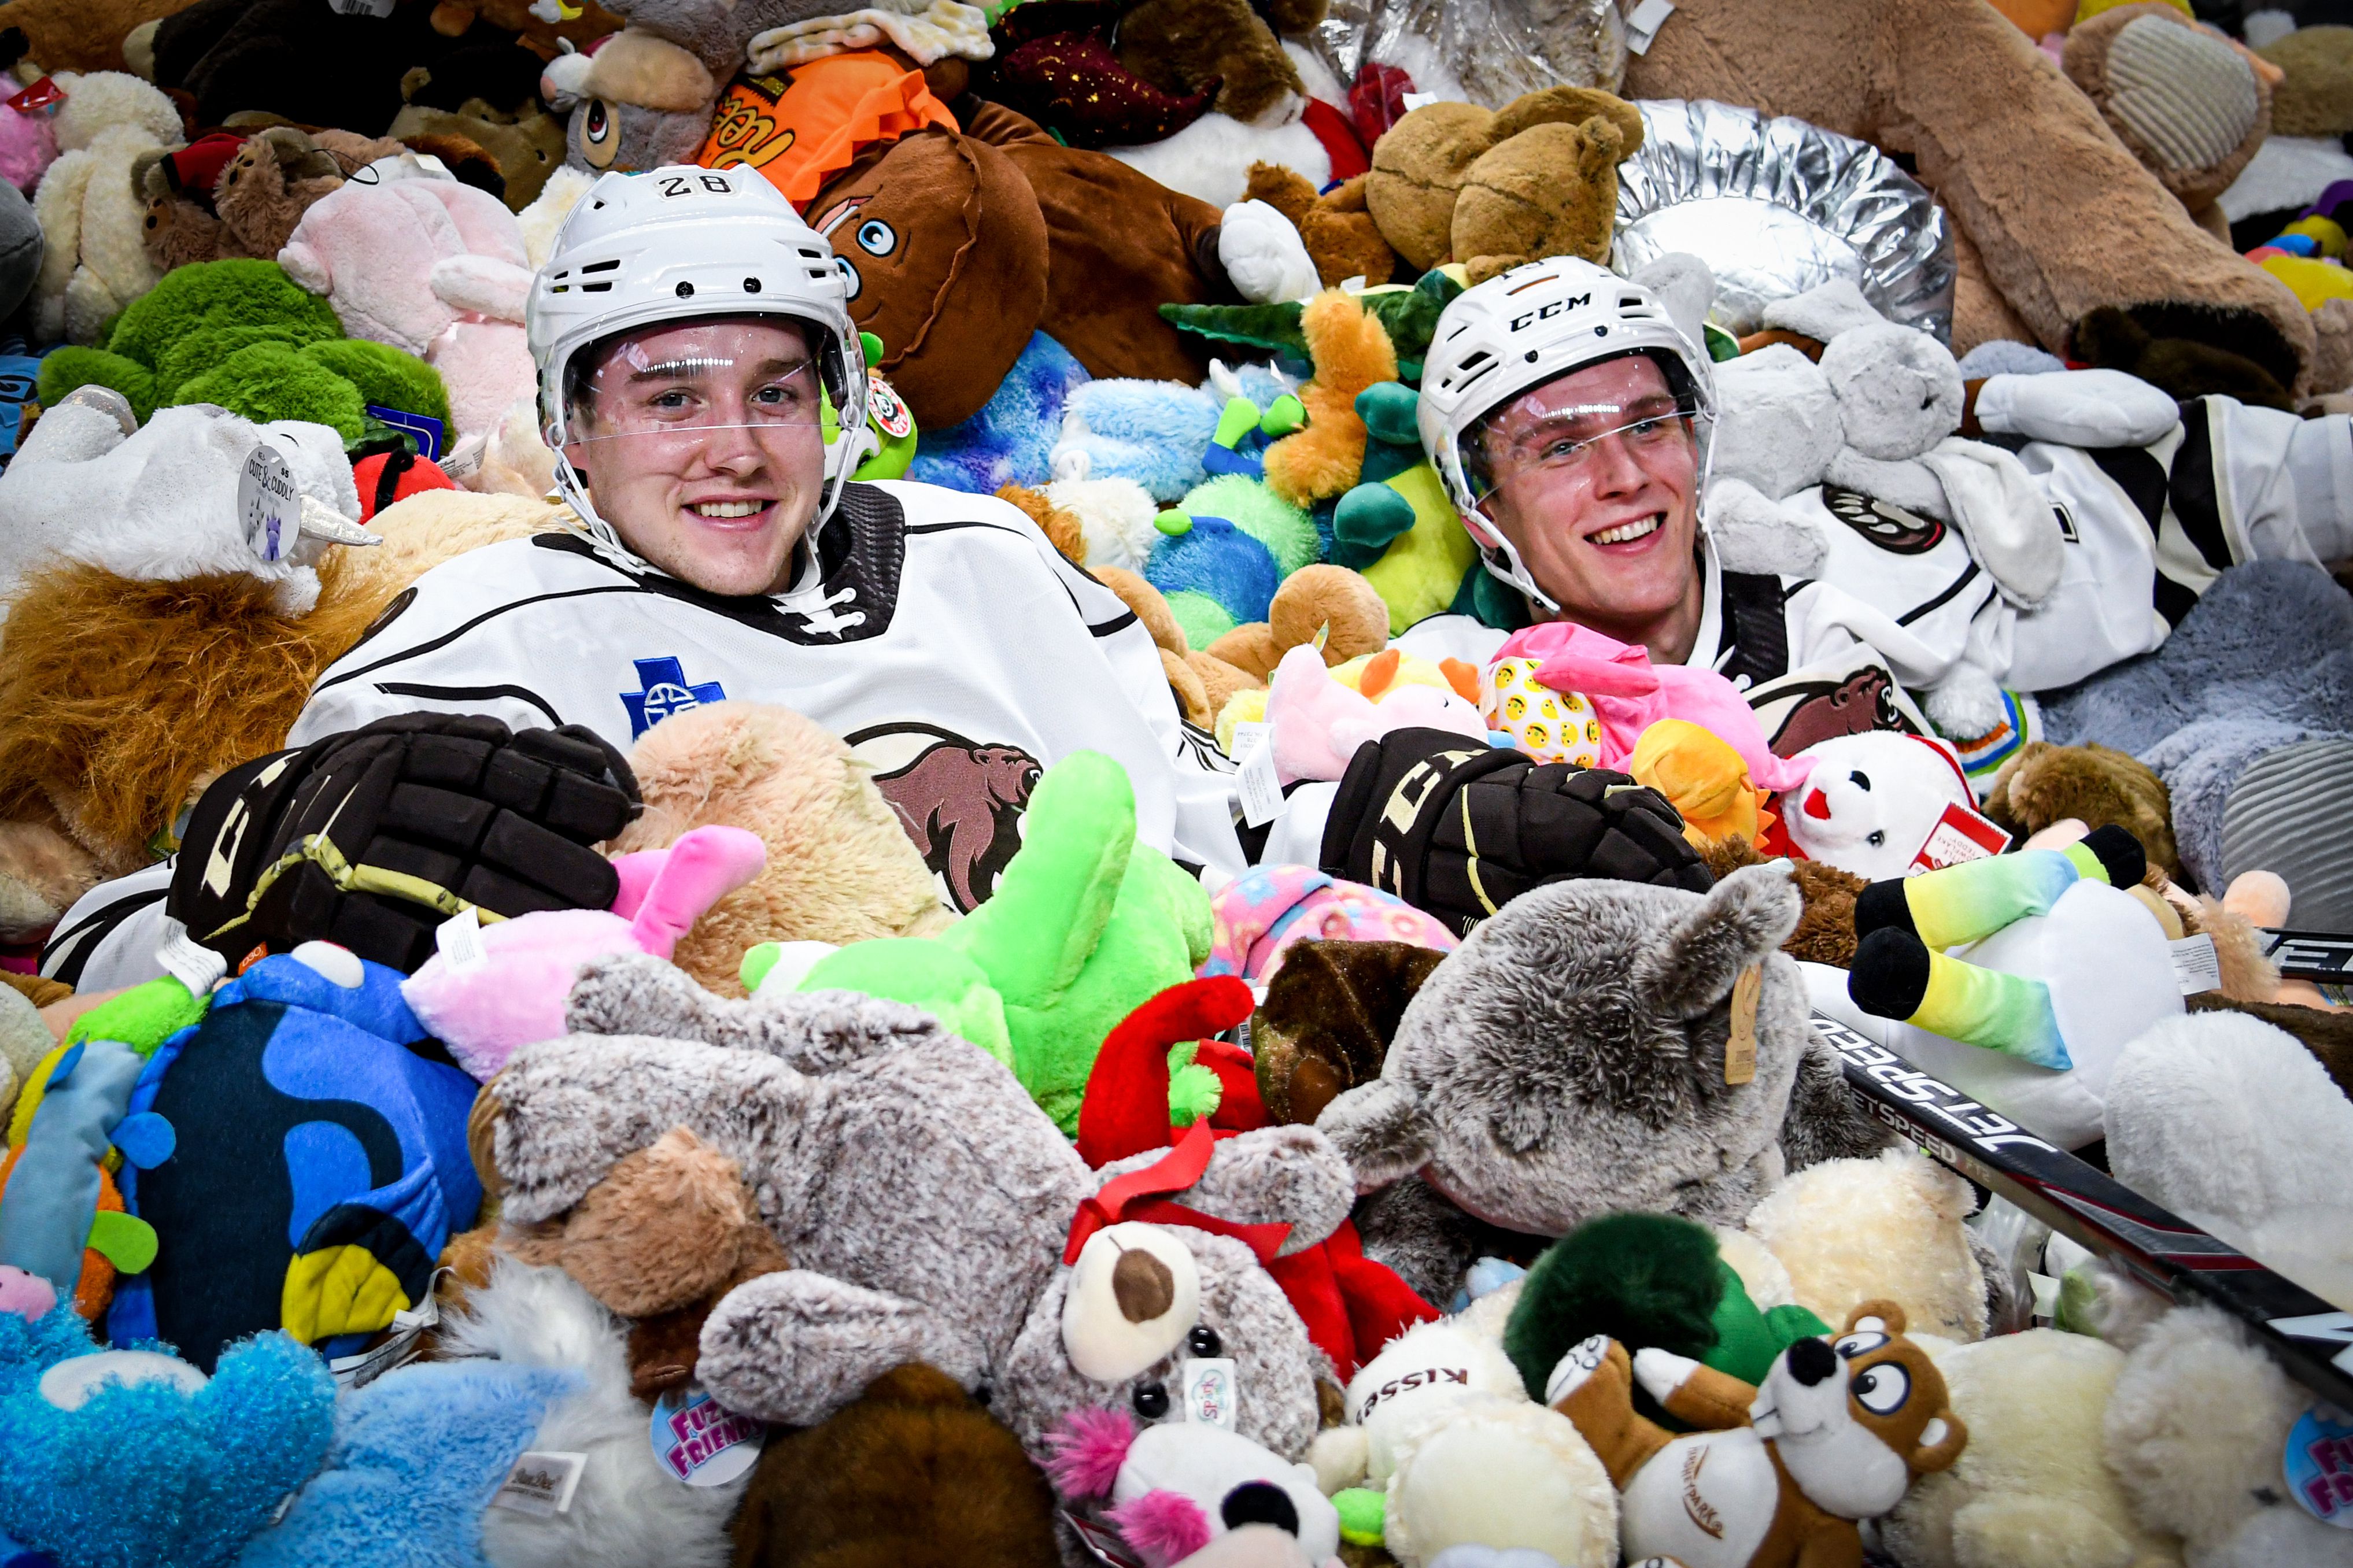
[518,164,596,272]
[437,1256,743,1568]
[2106,1011,2353,1311]
[1382,1395,1618,1568]
[1882,1329,2178,1568]
[1042,475,1162,569]
[1106,114,1332,210]
[1708,343,1842,499]
[1760,277,1885,343]
[0,401,364,615]
[32,72,184,343]
[1740,1147,1988,1343]
[2104,1305,2353,1567]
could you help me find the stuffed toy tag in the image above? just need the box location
[1726,963,1760,1085]
[1181,1356,1239,1430]
[434,907,488,974]
[2167,934,2222,996]
[2285,1407,2353,1527]
[238,445,299,564]
[492,1451,587,1517]
[1908,800,2011,875]
[649,1385,766,1485]
[6,77,61,114]
[1238,742,1286,828]
[866,372,913,440]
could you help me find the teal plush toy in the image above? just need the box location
[0,1300,337,1568]
[744,749,1211,1133]
[37,260,448,442]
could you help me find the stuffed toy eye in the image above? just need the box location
[1132,1381,1170,1419]
[581,99,619,168]
[1187,1325,1222,1358]
[1867,830,1885,846]
[1833,1330,1889,1359]
[835,256,861,300]
[855,218,896,257]
[1850,1362,1910,1415]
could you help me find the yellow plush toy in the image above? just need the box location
[1628,719,1775,849]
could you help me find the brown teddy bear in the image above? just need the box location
[0,0,197,73]
[601,701,956,997]
[1701,834,1870,969]
[134,126,345,271]
[730,1363,1061,1568]
[1251,937,1446,1126]
[1207,561,1392,681]
[1244,164,1402,289]
[2064,3,2271,245]
[1622,0,2317,389]
[389,96,570,212]
[1364,86,1643,284]
[1982,739,2181,882]
[1113,0,1327,127]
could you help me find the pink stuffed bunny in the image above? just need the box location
[400,823,766,1081]
[278,158,537,454]
[1264,644,1485,786]
[1488,621,1813,795]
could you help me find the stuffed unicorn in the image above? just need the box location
[400,824,766,1081]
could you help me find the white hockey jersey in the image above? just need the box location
[1398,393,2353,754]
[45,479,1245,989]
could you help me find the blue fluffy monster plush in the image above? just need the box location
[1050,364,1295,502]
[238,1359,583,1568]
[907,332,1091,494]
[0,1301,335,1568]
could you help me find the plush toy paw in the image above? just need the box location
[1628,1345,1703,1404]
[1218,199,1320,305]
[1542,1334,1612,1406]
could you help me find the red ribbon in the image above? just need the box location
[1063,1122,1290,1266]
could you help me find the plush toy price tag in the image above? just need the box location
[2169,934,2222,996]
[435,906,489,974]
[1725,963,1760,1085]
[2285,1407,2353,1528]
[1181,1356,1239,1430]
[1238,741,1286,829]
[6,77,61,114]
[1227,721,1270,766]
[492,1451,586,1517]
[649,1385,765,1485]
[239,443,299,564]
[1907,800,2010,875]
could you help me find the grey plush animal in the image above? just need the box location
[486,952,1342,1463]
[1317,863,1826,1246]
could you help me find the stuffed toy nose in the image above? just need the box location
[1221,1481,1300,1536]
[1786,1336,1839,1388]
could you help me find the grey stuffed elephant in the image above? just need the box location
[1317,863,1886,1281]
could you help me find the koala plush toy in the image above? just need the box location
[483,952,1342,1469]
[1318,863,1885,1297]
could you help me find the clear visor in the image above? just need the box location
[1456,369,1704,516]
[565,320,829,450]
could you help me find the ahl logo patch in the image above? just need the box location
[622,656,727,738]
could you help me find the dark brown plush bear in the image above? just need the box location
[1981,740,2181,884]
[730,1363,1061,1568]
[1253,938,1446,1125]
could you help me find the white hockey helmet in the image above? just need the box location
[528,165,873,550]
[1418,257,1716,614]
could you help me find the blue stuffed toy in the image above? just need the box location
[0,1301,335,1568]
[109,950,482,1374]
[1051,364,1294,502]
[907,332,1091,494]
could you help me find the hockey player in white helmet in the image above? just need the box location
[1403,258,2353,771]
[43,167,1253,990]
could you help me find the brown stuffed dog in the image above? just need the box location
[1114,0,1325,127]
[135,126,345,271]
[1549,1300,1966,1568]
[731,1362,1061,1568]
[1364,86,1642,283]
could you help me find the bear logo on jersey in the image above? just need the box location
[849,723,1043,911]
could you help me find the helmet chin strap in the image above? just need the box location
[1461,506,1562,617]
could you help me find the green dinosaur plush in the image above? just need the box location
[762,750,1210,1134]
[1320,376,1479,635]
[1161,268,1466,382]
[36,259,447,443]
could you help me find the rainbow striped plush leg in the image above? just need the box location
[1851,826,2148,952]
[1850,928,2071,1070]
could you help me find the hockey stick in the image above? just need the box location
[1814,1014,2353,1408]
[2259,927,2353,987]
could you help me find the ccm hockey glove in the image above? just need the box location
[1320,727,1713,935]
[169,713,640,973]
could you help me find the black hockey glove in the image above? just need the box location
[1319,727,1713,935]
[169,713,640,974]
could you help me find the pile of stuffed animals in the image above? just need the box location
[0,0,2350,1566]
